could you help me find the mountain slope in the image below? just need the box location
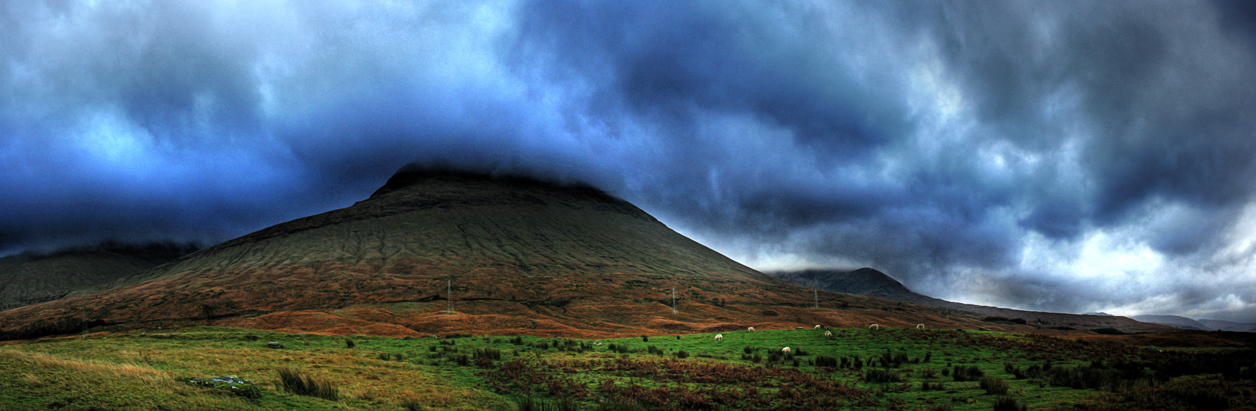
[0,242,195,310]
[1132,315,1208,331]
[2,167,996,340]
[1198,319,1256,332]
[770,268,1169,333]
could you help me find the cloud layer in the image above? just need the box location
[3,0,1254,321]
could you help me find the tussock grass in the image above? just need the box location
[277,367,339,401]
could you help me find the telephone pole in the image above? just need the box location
[447,279,452,314]
[814,289,818,309]
[672,288,678,315]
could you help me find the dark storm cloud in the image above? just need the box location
[2,0,1255,320]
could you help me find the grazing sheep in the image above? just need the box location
[824,330,833,337]
[814,325,822,329]
[782,347,791,354]
[869,324,880,330]
[714,334,723,341]
[748,326,756,332]
[916,323,925,329]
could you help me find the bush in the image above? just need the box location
[980,376,1010,395]
[816,355,838,368]
[647,345,664,355]
[865,369,904,383]
[402,398,423,411]
[992,397,1027,411]
[595,399,645,411]
[921,380,946,391]
[953,365,985,382]
[676,350,689,359]
[277,368,339,401]
[474,348,502,361]
[344,339,355,349]
[448,353,470,366]
[743,346,754,354]
[752,353,762,363]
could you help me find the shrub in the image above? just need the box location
[953,365,984,382]
[595,399,645,411]
[474,348,502,361]
[277,368,339,401]
[752,353,762,363]
[647,345,664,355]
[980,376,1010,395]
[344,339,355,349]
[676,350,690,359]
[865,369,904,383]
[992,397,1027,411]
[744,346,754,354]
[641,335,648,342]
[816,355,838,368]
[448,353,470,366]
[402,398,423,411]
[921,380,946,391]
[377,352,391,361]
[512,336,525,345]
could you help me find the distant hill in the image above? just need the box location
[770,268,1169,334]
[1198,319,1256,332]
[0,166,1004,340]
[0,242,196,311]
[1130,315,1209,331]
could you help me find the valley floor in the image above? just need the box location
[1,326,1253,410]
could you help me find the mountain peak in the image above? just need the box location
[370,163,604,200]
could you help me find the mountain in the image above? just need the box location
[770,268,1169,334]
[1131,315,1208,331]
[1,166,999,340]
[1198,319,1256,332]
[0,242,196,311]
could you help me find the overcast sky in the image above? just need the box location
[3,0,1256,322]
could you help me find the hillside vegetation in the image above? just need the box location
[0,242,196,311]
[3,326,1253,410]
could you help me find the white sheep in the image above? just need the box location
[814,325,822,329]
[748,326,755,332]
[869,324,880,330]
[714,334,723,341]
[781,347,791,354]
[916,323,925,329]
[824,330,833,337]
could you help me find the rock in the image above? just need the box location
[188,375,262,399]
[267,341,285,349]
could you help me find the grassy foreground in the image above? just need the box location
[1,325,1253,410]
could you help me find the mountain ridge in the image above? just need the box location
[769,268,1169,333]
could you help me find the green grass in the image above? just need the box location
[1,325,1253,410]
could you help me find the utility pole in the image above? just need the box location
[814,289,818,309]
[672,288,678,315]
[447,279,452,314]
[81,298,87,335]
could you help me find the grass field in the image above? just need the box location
[2,325,1253,410]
